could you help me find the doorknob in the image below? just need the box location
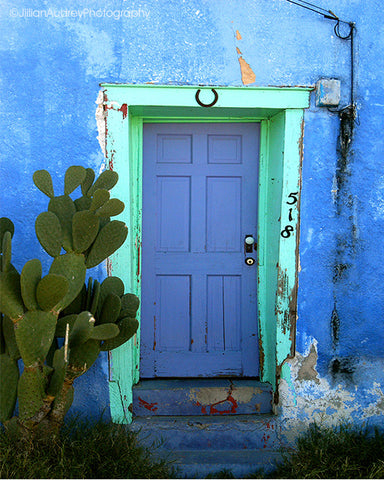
[244,235,256,253]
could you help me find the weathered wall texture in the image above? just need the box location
[0,0,383,429]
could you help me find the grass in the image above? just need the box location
[0,417,175,479]
[206,424,384,479]
[2,420,384,479]
[252,423,384,479]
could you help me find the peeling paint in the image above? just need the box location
[363,384,384,417]
[277,342,384,442]
[238,55,256,85]
[234,30,255,84]
[95,90,106,156]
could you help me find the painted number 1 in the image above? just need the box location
[281,192,298,238]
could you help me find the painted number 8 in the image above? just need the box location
[281,225,294,238]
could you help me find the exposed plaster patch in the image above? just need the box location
[95,90,106,157]
[189,387,230,406]
[296,344,320,384]
[189,386,262,405]
[238,55,256,85]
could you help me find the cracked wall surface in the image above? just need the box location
[276,341,384,442]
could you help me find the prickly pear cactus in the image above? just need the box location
[0,166,139,440]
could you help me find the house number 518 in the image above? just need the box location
[280,192,298,238]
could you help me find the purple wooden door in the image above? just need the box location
[141,123,260,377]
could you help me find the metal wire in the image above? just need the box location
[284,0,351,23]
[284,0,356,112]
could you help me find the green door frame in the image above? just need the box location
[101,84,311,423]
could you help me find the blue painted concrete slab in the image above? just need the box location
[130,414,285,477]
[132,379,272,416]
[130,414,282,451]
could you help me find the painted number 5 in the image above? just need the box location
[286,192,299,205]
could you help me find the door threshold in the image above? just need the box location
[132,378,273,416]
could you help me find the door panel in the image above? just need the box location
[141,123,260,377]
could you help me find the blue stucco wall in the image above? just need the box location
[1,0,383,427]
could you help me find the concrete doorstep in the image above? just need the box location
[131,414,286,478]
[130,379,284,477]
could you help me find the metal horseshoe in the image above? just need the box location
[195,88,219,108]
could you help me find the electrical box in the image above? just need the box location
[315,79,341,107]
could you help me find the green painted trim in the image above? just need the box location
[104,102,134,423]
[102,84,311,110]
[103,85,309,422]
[276,109,304,369]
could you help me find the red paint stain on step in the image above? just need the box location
[196,394,238,415]
[138,397,158,412]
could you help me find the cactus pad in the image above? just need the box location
[47,347,67,397]
[60,284,86,317]
[72,211,100,253]
[87,170,118,197]
[100,317,139,351]
[85,220,128,268]
[64,166,86,195]
[2,231,12,272]
[0,353,19,422]
[33,170,54,198]
[49,253,86,311]
[2,315,20,360]
[18,368,46,421]
[81,168,95,196]
[90,189,110,212]
[15,311,57,365]
[35,211,63,257]
[0,265,24,320]
[48,195,76,252]
[95,199,125,218]
[119,293,140,319]
[99,293,121,324]
[36,273,69,312]
[99,276,125,304]
[0,218,14,254]
[69,311,95,348]
[74,195,92,212]
[68,339,100,375]
[90,280,100,315]
[90,323,119,340]
[20,259,42,311]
